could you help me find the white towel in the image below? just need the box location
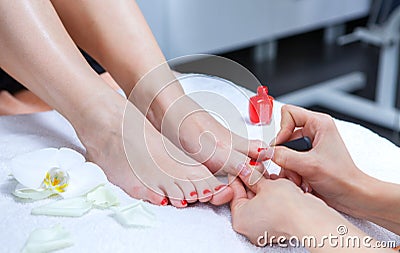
[0,74,398,252]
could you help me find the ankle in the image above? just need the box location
[72,92,126,153]
[129,66,184,124]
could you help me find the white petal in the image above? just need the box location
[86,186,119,209]
[13,184,55,200]
[31,197,93,217]
[11,148,59,189]
[22,224,73,253]
[57,148,86,171]
[60,162,107,199]
[112,200,157,228]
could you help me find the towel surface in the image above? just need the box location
[0,74,399,252]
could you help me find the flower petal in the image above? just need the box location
[57,148,86,171]
[22,224,73,253]
[61,162,107,199]
[11,148,59,189]
[86,186,119,209]
[31,197,93,217]
[13,184,55,200]
[112,200,157,228]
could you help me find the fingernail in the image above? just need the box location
[239,165,251,177]
[300,182,308,193]
[214,185,226,191]
[249,159,260,166]
[181,200,187,206]
[269,137,276,146]
[190,191,197,197]
[160,198,168,206]
[203,189,211,195]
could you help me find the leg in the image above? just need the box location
[0,72,121,116]
[51,0,266,179]
[0,1,231,206]
[0,90,51,115]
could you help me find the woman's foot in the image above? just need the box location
[162,95,266,175]
[131,70,267,178]
[76,93,233,207]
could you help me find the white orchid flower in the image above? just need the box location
[11,148,107,200]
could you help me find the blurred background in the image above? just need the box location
[137,0,400,145]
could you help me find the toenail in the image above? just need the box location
[160,198,168,206]
[259,148,274,160]
[190,191,197,197]
[181,200,187,206]
[249,159,260,166]
[214,185,225,191]
[203,189,211,195]
[257,147,268,152]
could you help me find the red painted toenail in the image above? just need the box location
[181,200,187,206]
[190,191,197,197]
[214,185,225,191]
[249,159,259,166]
[203,189,211,195]
[160,198,168,206]
[258,147,268,152]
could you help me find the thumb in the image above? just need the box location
[235,163,268,194]
[273,146,312,177]
[229,176,248,211]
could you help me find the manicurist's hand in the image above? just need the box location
[230,176,304,245]
[272,105,363,211]
[230,173,394,252]
[272,105,400,234]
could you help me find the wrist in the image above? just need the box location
[289,195,380,252]
[350,175,400,225]
[331,170,400,234]
[288,194,336,237]
[334,170,382,219]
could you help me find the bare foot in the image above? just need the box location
[130,68,267,179]
[77,93,232,207]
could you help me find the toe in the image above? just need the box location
[190,178,213,202]
[233,135,267,159]
[222,149,268,187]
[126,183,166,206]
[209,187,233,205]
[162,183,187,208]
[145,188,167,206]
[175,179,198,203]
[208,182,233,205]
[203,175,233,205]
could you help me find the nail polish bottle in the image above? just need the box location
[249,85,274,125]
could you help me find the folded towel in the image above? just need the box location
[0,74,398,252]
